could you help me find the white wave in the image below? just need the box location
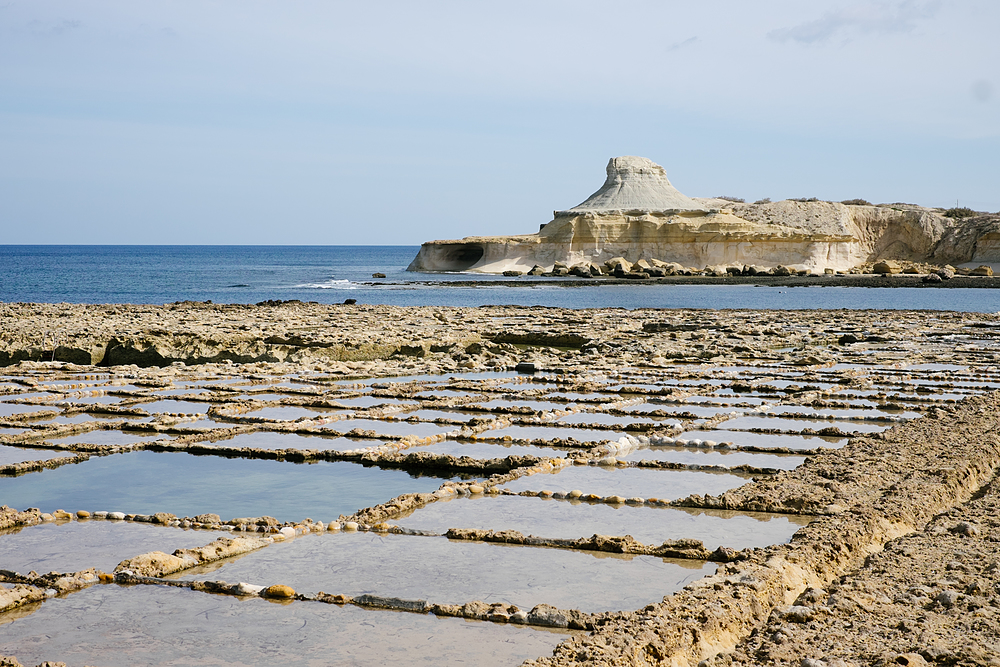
[294,279,356,290]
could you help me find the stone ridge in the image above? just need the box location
[565,156,703,213]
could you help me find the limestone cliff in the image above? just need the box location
[407,157,997,274]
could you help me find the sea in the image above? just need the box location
[3,245,1000,312]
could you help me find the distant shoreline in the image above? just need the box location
[387,274,1000,289]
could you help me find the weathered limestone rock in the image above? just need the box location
[873,260,901,274]
[0,584,46,613]
[114,536,270,578]
[407,157,1000,274]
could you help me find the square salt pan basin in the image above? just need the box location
[477,425,623,444]
[56,395,123,405]
[40,414,154,426]
[0,445,69,466]
[716,416,890,433]
[328,396,416,408]
[473,399,572,412]
[421,440,572,460]
[0,585,568,667]
[228,393,293,402]
[45,430,166,446]
[205,431,382,452]
[554,412,663,427]
[0,404,55,418]
[767,405,921,420]
[389,494,811,550]
[135,400,210,415]
[624,403,741,418]
[544,392,613,402]
[182,531,714,614]
[321,418,455,438]
[413,389,478,399]
[0,451,458,523]
[681,430,847,450]
[242,406,326,421]
[502,466,747,500]
[619,447,806,471]
[0,520,231,575]
[399,409,485,423]
[151,388,210,397]
[0,393,55,403]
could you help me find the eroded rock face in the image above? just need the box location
[566,156,702,212]
[407,157,999,274]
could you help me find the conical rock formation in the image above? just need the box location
[407,157,998,274]
[566,156,702,212]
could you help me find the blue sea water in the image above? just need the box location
[2,245,1000,312]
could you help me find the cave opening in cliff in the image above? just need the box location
[438,243,485,271]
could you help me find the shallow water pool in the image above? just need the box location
[390,494,809,549]
[0,585,570,667]
[502,465,747,500]
[0,451,457,522]
[0,520,231,574]
[181,531,715,613]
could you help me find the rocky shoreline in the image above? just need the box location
[1,302,1000,666]
[396,273,1000,289]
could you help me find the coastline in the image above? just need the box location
[392,274,1000,289]
[1,302,999,666]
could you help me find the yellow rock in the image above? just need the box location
[468,485,485,494]
[262,584,296,599]
[76,510,91,519]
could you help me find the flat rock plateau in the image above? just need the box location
[0,301,999,666]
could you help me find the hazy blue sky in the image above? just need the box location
[1,1,997,244]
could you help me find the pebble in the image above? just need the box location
[343,521,359,531]
[235,582,265,596]
[278,526,296,538]
[935,589,960,608]
[468,485,485,494]
[261,584,296,599]
[568,490,583,498]
[76,510,91,519]
[328,522,341,531]
[108,512,125,520]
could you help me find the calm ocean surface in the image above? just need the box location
[2,245,1000,312]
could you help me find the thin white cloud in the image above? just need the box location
[768,1,940,44]
[666,36,698,52]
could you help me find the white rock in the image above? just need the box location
[235,582,265,596]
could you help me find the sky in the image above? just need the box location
[1,0,998,245]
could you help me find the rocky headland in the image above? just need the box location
[407,156,1000,277]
